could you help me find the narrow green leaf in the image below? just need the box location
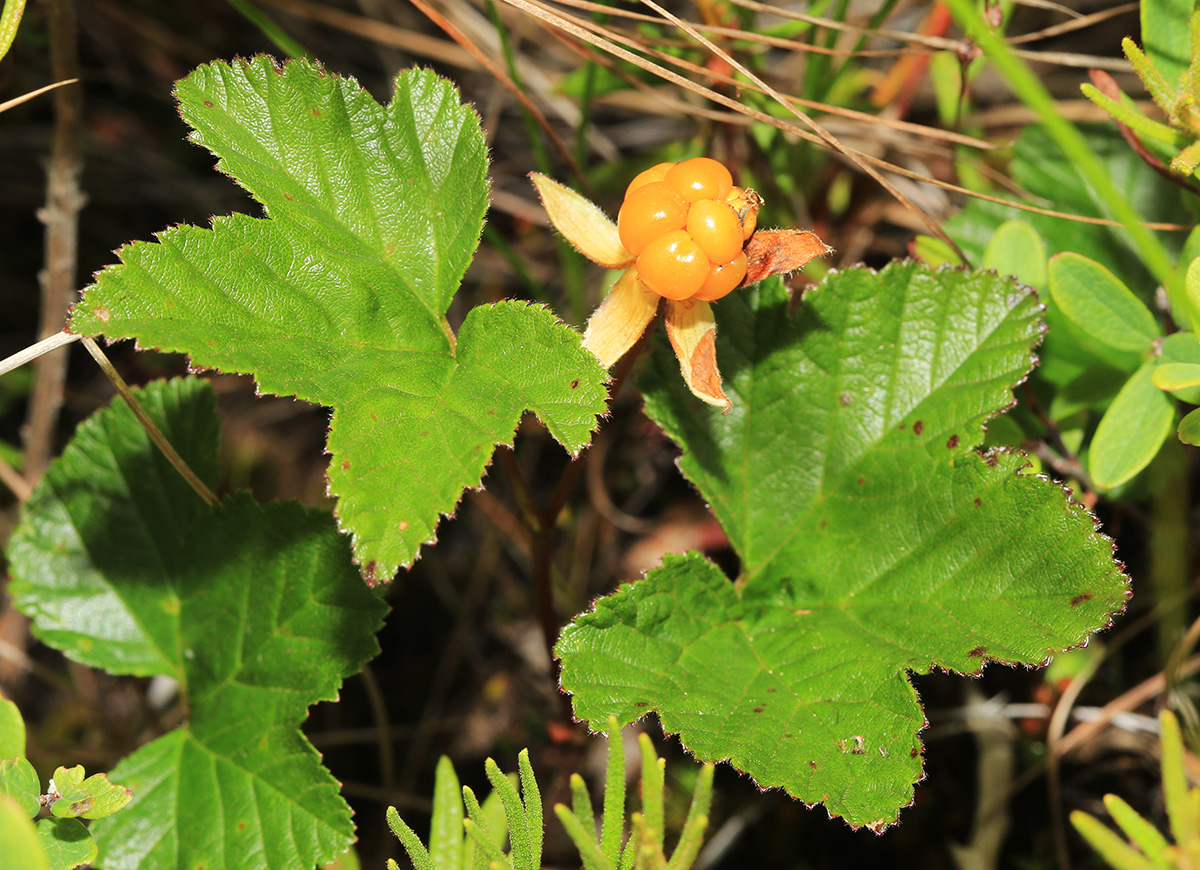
[69,57,607,581]
[34,817,96,870]
[1079,83,1185,147]
[1159,711,1196,854]
[430,757,464,870]
[6,378,389,870]
[462,816,508,869]
[601,719,626,864]
[666,765,712,870]
[561,267,1128,828]
[0,795,48,870]
[982,220,1047,288]
[1090,363,1176,489]
[556,804,612,870]
[569,773,596,848]
[0,757,41,818]
[1152,362,1200,391]
[1048,252,1160,354]
[1071,810,1160,870]
[0,692,24,760]
[387,807,437,870]
[1102,795,1171,867]
[637,736,664,852]
[516,750,542,870]
[484,759,532,870]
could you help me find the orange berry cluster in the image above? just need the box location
[616,158,756,302]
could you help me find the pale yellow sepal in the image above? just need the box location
[582,267,659,368]
[664,299,730,412]
[529,172,634,270]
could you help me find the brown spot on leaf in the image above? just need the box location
[95,307,111,323]
[984,454,998,466]
[857,477,865,485]
[809,760,817,769]
[839,393,851,406]
[913,421,924,435]
[739,229,832,286]
[947,434,959,449]
[364,561,379,586]
[974,498,982,507]
[969,646,987,658]
[753,706,765,713]
[634,701,648,708]
[341,460,350,471]
[312,108,321,116]
[69,798,94,815]
[570,379,579,389]
[398,521,409,531]
[203,99,214,107]
[768,687,776,693]
[1070,592,1092,606]
[910,747,919,758]
[284,193,293,201]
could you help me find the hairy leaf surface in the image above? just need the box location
[7,378,388,870]
[557,265,1128,828]
[69,57,607,580]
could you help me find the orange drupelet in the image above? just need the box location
[618,157,752,301]
[617,182,688,256]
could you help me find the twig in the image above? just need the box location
[79,337,219,507]
[23,0,83,483]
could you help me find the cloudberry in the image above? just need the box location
[637,230,710,300]
[617,182,688,256]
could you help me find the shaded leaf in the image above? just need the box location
[558,265,1127,828]
[1089,363,1175,489]
[35,818,96,870]
[7,378,388,870]
[68,57,607,581]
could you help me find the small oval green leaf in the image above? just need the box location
[982,220,1046,288]
[1089,363,1175,489]
[0,693,24,760]
[1153,362,1200,392]
[1180,407,1200,445]
[0,757,41,818]
[0,796,49,870]
[1049,252,1160,354]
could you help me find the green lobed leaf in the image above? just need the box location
[6,378,389,870]
[1048,253,1160,355]
[558,265,1128,829]
[35,817,97,870]
[1089,362,1176,489]
[0,692,24,760]
[68,56,608,581]
[51,772,131,820]
[50,766,83,796]
[0,795,49,870]
[0,757,41,818]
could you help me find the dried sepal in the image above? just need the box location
[530,172,634,269]
[740,229,832,287]
[582,266,660,368]
[664,299,730,412]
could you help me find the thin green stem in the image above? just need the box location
[943,0,1180,309]
[79,337,218,507]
